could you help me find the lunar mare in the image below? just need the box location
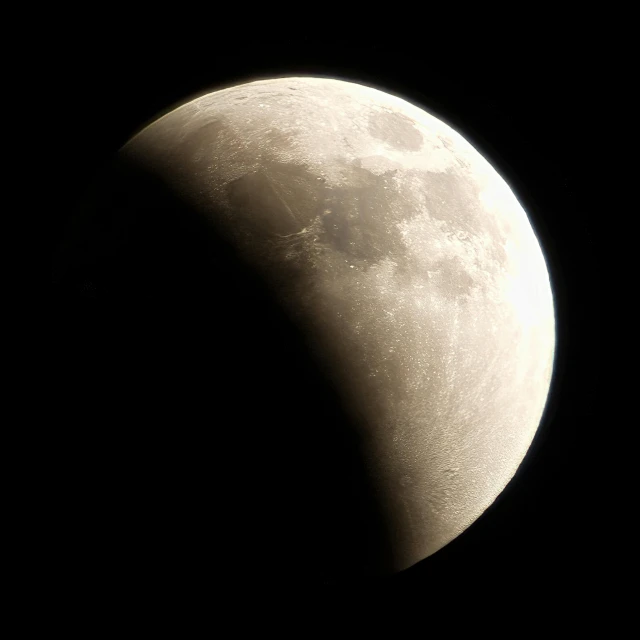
[116,77,554,572]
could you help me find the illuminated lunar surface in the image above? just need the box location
[72,77,555,574]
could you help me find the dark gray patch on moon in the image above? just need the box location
[226,170,304,238]
[227,162,325,224]
[224,159,413,276]
[318,164,409,267]
[368,110,424,152]
[223,156,489,305]
[431,256,477,299]
[418,169,508,269]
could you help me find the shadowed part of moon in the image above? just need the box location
[368,110,424,151]
[53,158,398,584]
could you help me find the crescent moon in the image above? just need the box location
[69,77,556,575]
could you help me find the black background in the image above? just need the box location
[45,28,594,619]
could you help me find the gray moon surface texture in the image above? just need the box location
[89,77,555,574]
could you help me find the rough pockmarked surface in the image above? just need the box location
[118,77,555,572]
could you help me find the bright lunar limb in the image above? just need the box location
[99,78,556,573]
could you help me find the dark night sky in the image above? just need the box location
[45,31,595,619]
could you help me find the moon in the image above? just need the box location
[59,77,555,577]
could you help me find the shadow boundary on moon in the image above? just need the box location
[51,155,405,590]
